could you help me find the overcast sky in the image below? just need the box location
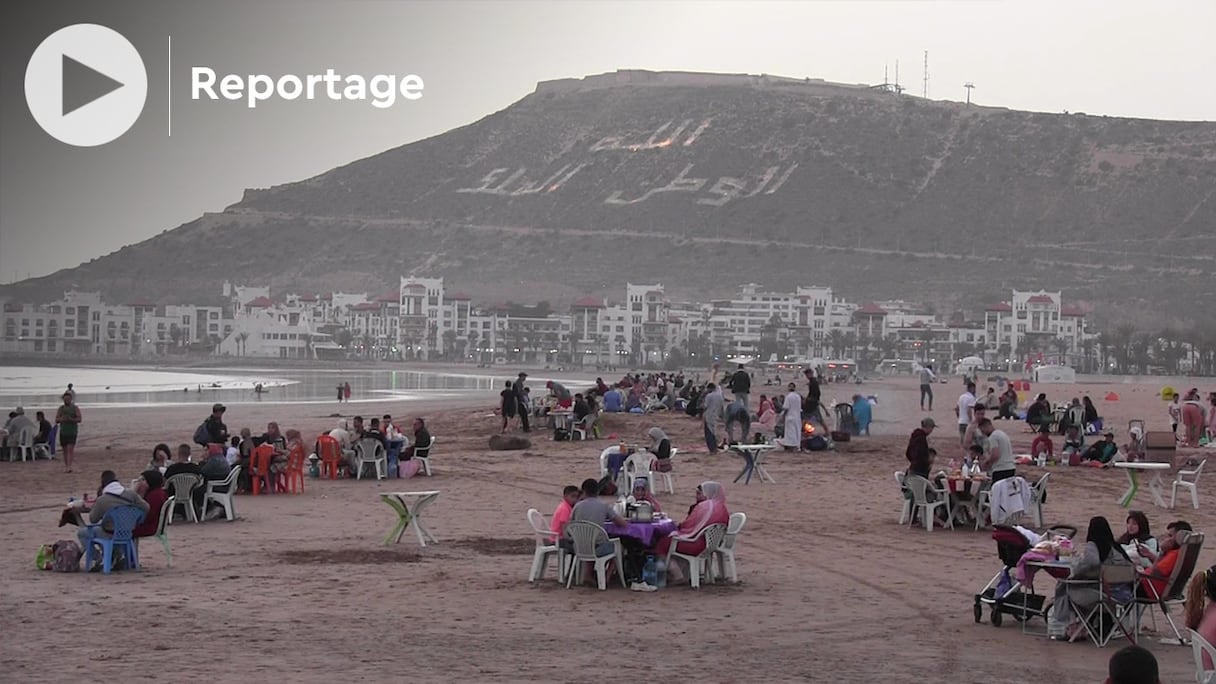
[1,0,1213,284]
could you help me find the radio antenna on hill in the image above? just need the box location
[964,81,975,105]
[922,51,929,98]
[894,60,903,94]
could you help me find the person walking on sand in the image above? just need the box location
[343,382,352,402]
[56,390,82,473]
[918,364,936,411]
[337,383,345,402]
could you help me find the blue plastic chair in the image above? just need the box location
[82,505,147,574]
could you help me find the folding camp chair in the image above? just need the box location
[1063,563,1138,647]
[1134,531,1205,644]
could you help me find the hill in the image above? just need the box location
[5,70,1216,322]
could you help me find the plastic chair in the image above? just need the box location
[526,508,563,582]
[623,453,653,494]
[316,435,346,479]
[666,523,728,589]
[904,475,951,532]
[204,466,241,521]
[166,472,204,524]
[712,512,747,583]
[355,438,387,480]
[11,426,35,462]
[82,505,146,574]
[136,494,176,567]
[279,445,306,493]
[249,444,276,494]
[1190,629,1216,684]
[647,450,676,495]
[1172,459,1206,509]
[413,437,435,476]
[33,425,57,459]
[564,521,626,590]
[895,471,911,524]
[1030,472,1051,527]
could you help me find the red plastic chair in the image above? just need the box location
[250,444,276,495]
[280,444,306,494]
[317,435,346,479]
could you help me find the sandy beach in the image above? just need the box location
[2,371,1214,683]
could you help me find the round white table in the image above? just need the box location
[1113,462,1172,508]
[379,490,441,546]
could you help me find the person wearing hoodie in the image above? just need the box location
[77,470,149,570]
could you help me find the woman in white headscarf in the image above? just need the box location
[646,426,672,471]
[654,481,729,559]
[779,383,803,449]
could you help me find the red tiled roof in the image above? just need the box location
[298,294,318,302]
[352,302,380,311]
[1061,306,1086,317]
[572,297,604,308]
[985,303,1012,312]
[376,292,399,303]
[320,293,333,300]
[856,302,887,315]
[247,296,273,307]
[1027,294,1055,304]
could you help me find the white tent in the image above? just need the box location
[1033,365,1076,383]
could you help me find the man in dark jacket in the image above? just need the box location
[204,403,229,446]
[905,418,936,478]
[513,373,530,432]
[803,369,824,425]
[729,364,751,409]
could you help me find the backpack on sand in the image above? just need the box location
[52,540,82,572]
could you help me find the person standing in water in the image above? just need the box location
[56,390,82,473]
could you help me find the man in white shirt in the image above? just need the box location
[956,382,977,445]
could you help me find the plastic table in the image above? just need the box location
[1113,462,1172,508]
[604,518,678,546]
[379,490,441,546]
[730,444,779,484]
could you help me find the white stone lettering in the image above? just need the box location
[604,164,707,205]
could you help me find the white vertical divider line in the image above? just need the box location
[167,35,172,137]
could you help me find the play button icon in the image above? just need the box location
[25,24,147,147]
[62,54,125,116]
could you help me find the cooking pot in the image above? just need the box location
[632,502,653,520]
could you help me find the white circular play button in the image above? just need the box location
[24,23,148,147]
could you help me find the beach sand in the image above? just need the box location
[2,373,1213,682]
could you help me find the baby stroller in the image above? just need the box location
[974,524,1077,627]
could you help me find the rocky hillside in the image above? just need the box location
[6,70,1215,321]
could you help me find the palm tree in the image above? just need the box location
[842,331,858,360]
[1078,337,1096,374]
[168,323,184,351]
[826,329,847,359]
[236,331,249,357]
[1129,332,1153,374]
[466,329,479,363]
[1053,337,1071,367]
[442,329,457,361]
[1110,323,1136,374]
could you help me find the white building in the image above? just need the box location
[984,290,1091,365]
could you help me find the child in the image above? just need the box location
[225,436,240,466]
[1062,425,1084,463]
[499,381,516,433]
[1031,427,1054,464]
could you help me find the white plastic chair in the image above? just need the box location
[1030,472,1051,527]
[564,521,625,590]
[166,473,204,524]
[11,426,35,462]
[1172,459,1206,509]
[895,471,911,524]
[204,466,241,521]
[526,508,563,582]
[1190,629,1216,684]
[623,453,653,494]
[136,495,176,568]
[666,523,728,589]
[355,438,387,480]
[904,475,951,532]
[712,512,747,583]
[413,438,435,476]
[648,451,676,495]
[572,414,596,441]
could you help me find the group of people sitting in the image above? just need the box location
[1043,513,1196,642]
[547,475,729,588]
[324,414,431,478]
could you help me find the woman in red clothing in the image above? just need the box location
[132,469,169,538]
[655,481,729,582]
